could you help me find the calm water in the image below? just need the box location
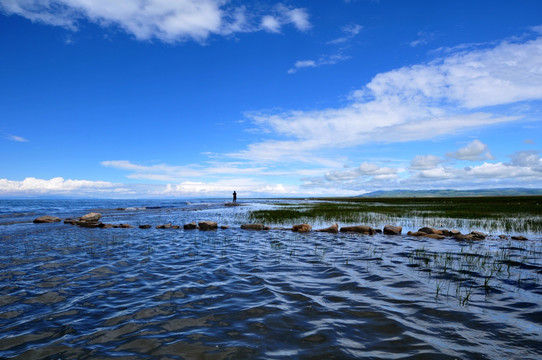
[1,199,541,359]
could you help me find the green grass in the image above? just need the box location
[408,240,542,305]
[248,196,542,233]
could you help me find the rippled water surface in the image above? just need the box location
[1,199,541,359]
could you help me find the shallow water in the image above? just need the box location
[1,199,541,359]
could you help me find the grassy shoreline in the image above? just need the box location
[248,196,542,234]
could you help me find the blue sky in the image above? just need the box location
[1,0,542,198]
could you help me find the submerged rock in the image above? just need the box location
[198,221,218,230]
[241,224,266,230]
[340,225,376,235]
[221,225,230,229]
[292,224,312,232]
[78,220,102,228]
[139,224,152,229]
[183,222,198,230]
[455,231,487,241]
[417,227,443,235]
[316,224,339,233]
[511,235,528,241]
[423,233,445,240]
[407,231,425,236]
[383,225,402,235]
[33,215,61,223]
[156,223,172,229]
[64,218,79,225]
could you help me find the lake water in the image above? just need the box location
[1,199,541,359]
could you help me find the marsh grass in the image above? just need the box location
[408,240,542,305]
[248,196,542,234]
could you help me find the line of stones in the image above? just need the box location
[32,214,529,240]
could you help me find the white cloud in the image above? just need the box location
[0,1,310,42]
[261,15,281,33]
[409,31,435,47]
[6,134,29,142]
[446,139,494,161]
[508,150,542,171]
[327,23,362,45]
[281,6,310,32]
[162,179,294,197]
[260,4,310,33]
[410,155,443,170]
[101,160,272,181]
[324,162,397,181]
[242,37,542,163]
[367,37,542,109]
[0,177,124,196]
[288,53,351,73]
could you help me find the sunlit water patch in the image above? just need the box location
[0,199,541,359]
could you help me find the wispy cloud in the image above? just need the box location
[5,134,29,142]
[0,1,310,43]
[327,23,362,45]
[247,36,542,162]
[287,54,351,74]
[409,31,436,47]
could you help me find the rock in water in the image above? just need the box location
[292,224,312,232]
[80,213,102,222]
[383,225,402,235]
[183,222,198,230]
[34,215,61,223]
[340,225,376,235]
[198,221,218,230]
[241,224,266,230]
[316,224,339,233]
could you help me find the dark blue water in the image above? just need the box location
[1,199,541,359]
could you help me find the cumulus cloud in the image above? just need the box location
[508,150,542,171]
[162,179,293,197]
[324,162,397,181]
[446,139,494,161]
[259,5,309,33]
[300,162,398,191]
[0,177,124,196]
[0,0,310,42]
[409,155,443,170]
[240,36,542,163]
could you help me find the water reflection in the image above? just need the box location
[0,202,541,359]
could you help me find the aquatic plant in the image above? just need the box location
[407,239,542,305]
[247,196,542,234]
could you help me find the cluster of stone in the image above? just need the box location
[148,221,229,230]
[34,213,133,228]
[407,227,485,240]
[32,215,529,240]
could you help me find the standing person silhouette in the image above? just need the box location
[233,191,237,204]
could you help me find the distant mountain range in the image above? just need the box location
[357,188,542,198]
